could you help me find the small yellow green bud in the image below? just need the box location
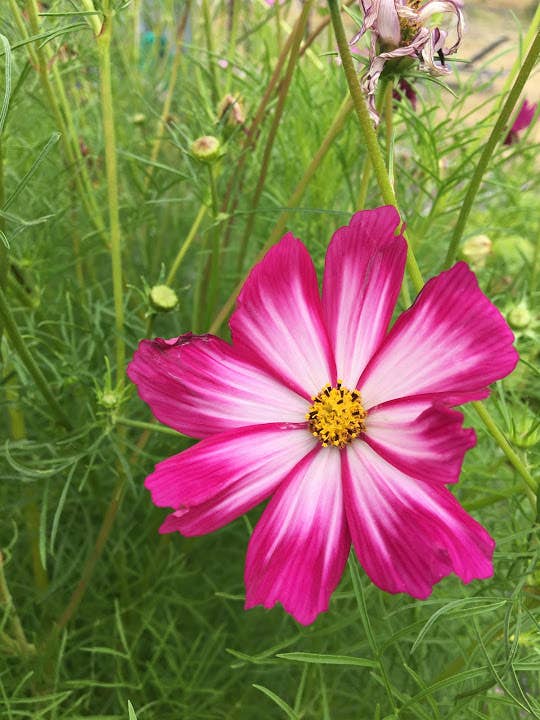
[507,303,532,330]
[132,113,146,125]
[190,135,221,163]
[149,284,179,312]
[99,390,120,410]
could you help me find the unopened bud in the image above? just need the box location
[218,94,246,127]
[132,113,146,125]
[507,303,532,330]
[99,390,120,410]
[461,234,492,270]
[149,284,178,312]
[190,135,221,163]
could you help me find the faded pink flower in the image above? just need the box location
[504,99,538,146]
[353,0,464,121]
[128,206,517,625]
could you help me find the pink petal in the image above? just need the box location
[376,0,401,47]
[322,206,407,388]
[365,398,476,484]
[230,234,336,398]
[127,334,308,438]
[359,263,518,408]
[244,447,349,625]
[343,442,494,598]
[148,424,316,535]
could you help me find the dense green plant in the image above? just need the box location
[1,1,539,718]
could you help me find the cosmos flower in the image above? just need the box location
[128,206,517,625]
[504,99,538,146]
[353,0,464,121]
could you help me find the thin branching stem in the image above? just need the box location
[96,2,125,386]
[0,286,72,429]
[443,31,540,267]
[236,0,313,271]
[210,95,353,333]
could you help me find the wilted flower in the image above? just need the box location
[128,206,517,625]
[504,100,538,146]
[353,0,464,121]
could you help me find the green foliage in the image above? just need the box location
[0,1,539,718]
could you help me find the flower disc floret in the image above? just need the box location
[307,381,367,447]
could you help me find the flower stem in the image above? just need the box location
[443,30,540,267]
[327,0,424,295]
[236,0,312,272]
[0,286,72,429]
[115,416,183,437]
[96,3,125,387]
[472,401,537,494]
[209,95,353,334]
[166,203,207,286]
[0,552,35,657]
[144,2,190,191]
[202,0,219,105]
[206,164,221,322]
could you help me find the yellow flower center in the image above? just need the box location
[306,381,367,448]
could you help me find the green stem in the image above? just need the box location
[166,203,207,285]
[327,0,423,294]
[144,2,190,191]
[54,474,126,633]
[226,0,239,95]
[206,163,221,325]
[0,552,35,656]
[209,95,353,334]
[115,416,183,437]
[472,401,537,494]
[443,31,540,267]
[20,0,106,243]
[383,80,394,182]
[236,0,312,272]
[202,0,219,105]
[96,4,125,387]
[0,286,72,429]
[219,13,303,253]
[4,367,49,591]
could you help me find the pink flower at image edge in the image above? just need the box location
[127,206,518,625]
[504,99,538,145]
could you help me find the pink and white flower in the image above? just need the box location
[353,0,464,121]
[128,206,517,625]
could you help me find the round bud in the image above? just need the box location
[149,284,179,312]
[190,135,221,163]
[507,303,532,330]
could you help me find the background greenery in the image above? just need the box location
[1,1,539,718]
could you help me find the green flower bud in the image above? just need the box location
[190,135,221,163]
[98,390,121,410]
[149,284,179,312]
[507,303,532,330]
[132,113,146,125]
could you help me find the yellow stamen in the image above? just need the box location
[306,381,367,448]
